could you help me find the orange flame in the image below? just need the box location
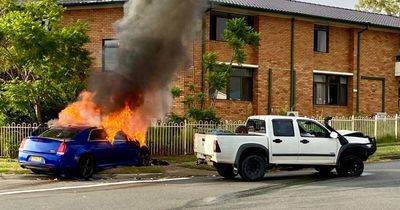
[53,91,146,145]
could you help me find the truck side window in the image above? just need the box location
[297,120,329,138]
[272,119,294,137]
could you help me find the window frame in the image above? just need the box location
[297,119,330,138]
[213,67,254,101]
[210,12,255,41]
[272,119,295,137]
[314,25,329,53]
[88,129,109,142]
[313,74,348,106]
[102,39,119,72]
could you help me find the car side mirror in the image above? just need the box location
[330,132,338,139]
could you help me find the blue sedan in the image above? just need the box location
[18,126,149,179]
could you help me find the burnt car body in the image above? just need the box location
[18,126,147,178]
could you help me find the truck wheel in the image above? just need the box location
[215,163,236,179]
[239,155,266,181]
[336,155,364,177]
[314,166,335,175]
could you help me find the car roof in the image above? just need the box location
[48,126,97,130]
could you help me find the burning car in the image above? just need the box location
[18,126,149,179]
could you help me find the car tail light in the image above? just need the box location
[19,139,26,151]
[213,140,221,153]
[57,143,67,155]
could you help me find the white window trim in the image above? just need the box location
[216,61,258,69]
[313,70,353,76]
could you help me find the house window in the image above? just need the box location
[313,74,348,106]
[215,67,253,101]
[314,25,329,52]
[102,39,119,71]
[210,12,254,41]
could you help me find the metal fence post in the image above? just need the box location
[183,120,187,155]
[395,114,398,140]
[374,115,378,138]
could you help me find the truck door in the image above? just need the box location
[270,119,299,164]
[296,119,338,164]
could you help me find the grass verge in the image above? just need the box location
[368,143,400,162]
[0,159,30,174]
[155,155,215,171]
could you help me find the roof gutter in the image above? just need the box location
[211,3,400,32]
[356,23,369,114]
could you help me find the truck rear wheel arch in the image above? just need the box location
[234,144,269,168]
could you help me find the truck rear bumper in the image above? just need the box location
[196,153,214,165]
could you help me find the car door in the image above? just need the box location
[87,129,113,166]
[270,118,300,164]
[112,131,135,165]
[296,119,339,164]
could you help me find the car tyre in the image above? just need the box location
[239,155,266,181]
[76,155,95,179]
[336,155,364,177]
[215,163,236,179]
[139,146,151,166]
[314,166,335,175]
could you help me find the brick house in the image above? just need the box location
[59,0,400,120]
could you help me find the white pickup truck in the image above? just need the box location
[194,115,376,181]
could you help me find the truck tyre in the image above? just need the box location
[239,155,266,181]
[314,166,335,175]
[215,163,236,179]
[336,155,364,177]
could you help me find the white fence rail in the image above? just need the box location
[1,116,399,158]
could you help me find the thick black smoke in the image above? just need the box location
[89,0,204,118]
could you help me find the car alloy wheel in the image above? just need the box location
[77,155,95,179]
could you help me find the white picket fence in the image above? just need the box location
[1,116,399,158]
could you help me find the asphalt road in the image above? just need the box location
[0,160,399,210]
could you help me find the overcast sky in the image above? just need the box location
[298,0,359,9]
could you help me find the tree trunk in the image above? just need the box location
[34,100,43,124]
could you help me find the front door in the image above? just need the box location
[296,120,338,164]
[270,119,299,164]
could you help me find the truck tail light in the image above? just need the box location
[57,143,67,155]
[19,139,26,151]
[213,140,221,153]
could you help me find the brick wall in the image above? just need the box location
[62,7,123,71]
[62,6,400,121]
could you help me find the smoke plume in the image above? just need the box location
[90,0,204,119]
[53,0,205,144]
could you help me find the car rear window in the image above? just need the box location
[246,119,266,133]
[39,128,80,140]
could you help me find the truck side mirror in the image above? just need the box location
[330,132,338,139]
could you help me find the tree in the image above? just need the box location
[169,17,259,122]
[205,17,260,108]
[356,0,400,16]
[0,0,91,124]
